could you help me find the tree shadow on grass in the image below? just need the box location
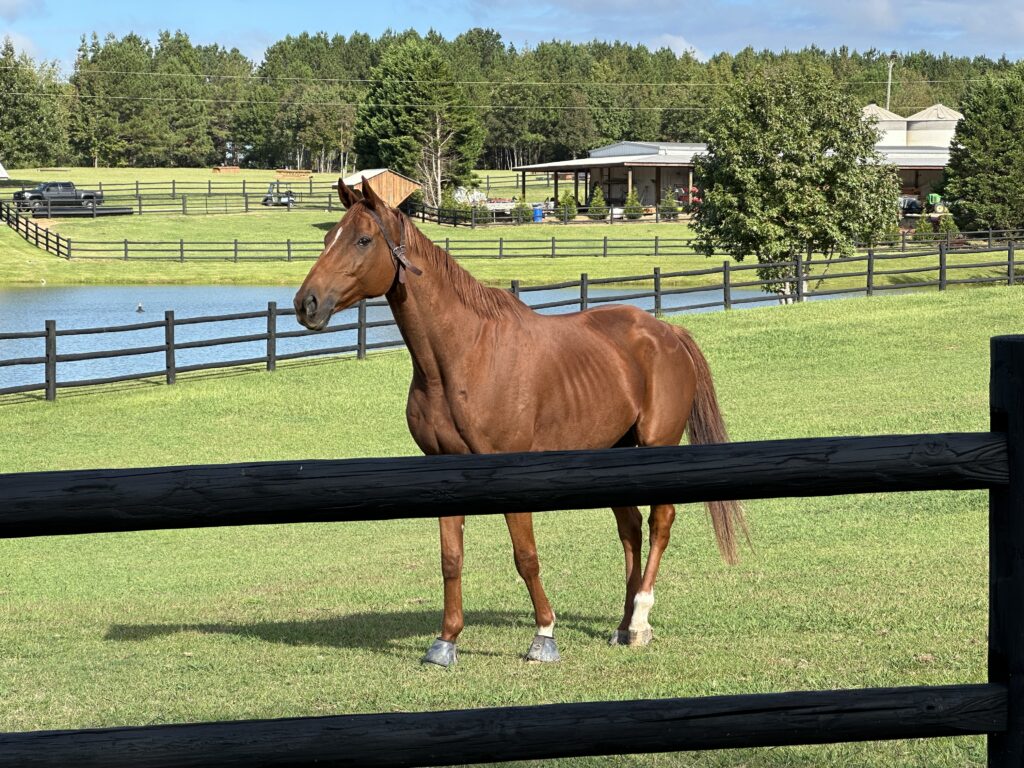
[105,608,608,658]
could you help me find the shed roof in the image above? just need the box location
[334,168,420,187]
[862,103,904,121]
[906,103,963,122]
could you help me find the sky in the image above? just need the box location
[2,0,1023,70]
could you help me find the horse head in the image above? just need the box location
[294,177,407,331]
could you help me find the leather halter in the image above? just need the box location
[363,207,422,284]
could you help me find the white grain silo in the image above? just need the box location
[905,104,963,147]
[862,104,906,147]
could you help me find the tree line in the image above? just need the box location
[1,28,1018,174]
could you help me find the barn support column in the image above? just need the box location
[521,171,526,199]
[687,167,694,202]
[553,173,559,205]
[574,172,580,205]
[655,167,662,203]
[627,168,633,197]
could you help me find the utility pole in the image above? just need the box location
[885,57,896,111]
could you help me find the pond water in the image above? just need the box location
[0,283,788,391]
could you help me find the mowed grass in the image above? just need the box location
[2,287,1020,765]
[6,208,1017,294]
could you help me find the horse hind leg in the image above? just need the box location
[504,512,559,662]
[609,506,643,646]
[626,503,676,646]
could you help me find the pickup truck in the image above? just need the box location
[12,182,104,211]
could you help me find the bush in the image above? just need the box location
[658,188,679,221]
[937,214,960,236]
[587,186,609,221]
[624,188,644,220]
[557,190,578,221]
[912,214,936,242]
[512,198,533,225]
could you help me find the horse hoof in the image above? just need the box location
[421,638,458,667]
[628,627,654,646]
[525,634,560,663]
[609,630,629,646]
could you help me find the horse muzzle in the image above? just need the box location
[294,289,332,331]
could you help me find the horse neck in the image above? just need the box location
[384,219,509,376]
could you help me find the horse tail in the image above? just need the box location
[674,326,749,565]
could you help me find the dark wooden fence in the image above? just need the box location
[0,335,1022,767]
[4,244,1022,401]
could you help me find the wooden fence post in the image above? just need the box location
[988,334,1024,766]
[267,302,277,371]
[902,229,907,252]
[654,235,659,260]
[233,239,239,263]
[795,252,805,303]
[357,300,367,360]
[580,273,589,311]
[65,238,72,260]
[164,311,176,385]
[603,236,608,258]
[511,279,520,298]
[286,239,292,262]
[1009,241,1016,287]
[179,239,185,263]
[653,267,662,316]
[551,237,556,258]
[44,320,56,402]
[498,237,504,259]
[723,260,732,309]
[867,248,875,296]
[990,228,995,248]
[123,239,129,261]
[939,243,948,291]
[136,196,142,215]
[182,196,187,215]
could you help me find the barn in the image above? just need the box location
[512,104,963,207]
[332,168,421,208]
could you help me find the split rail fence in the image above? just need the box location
[3,243,1022,400]
[0,335,1022,766]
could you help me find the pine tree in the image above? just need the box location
[623,188,644,219]
[587,185,609,220]
[945,70,1024,230]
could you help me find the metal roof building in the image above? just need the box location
[513,104,962,205]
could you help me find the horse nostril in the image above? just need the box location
[303,294,318,316]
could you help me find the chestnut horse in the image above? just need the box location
[295,178,745,667]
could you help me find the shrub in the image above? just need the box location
[587,186,609,221]
[624,188,644,220]
[937,214,960,236]
[658,188,679,221]
[912,214,936,242]
[557,190,578,221]
[512,198,533,225]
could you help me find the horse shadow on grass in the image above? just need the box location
[105,608,609,659]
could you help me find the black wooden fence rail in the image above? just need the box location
[0,335,1022,767]
[3,246,1022,400]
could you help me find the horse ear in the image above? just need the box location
[360,176,387,211]
[337,177,361,208]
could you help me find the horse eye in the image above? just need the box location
[357,235,372,247]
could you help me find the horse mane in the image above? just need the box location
[399,212,530,320]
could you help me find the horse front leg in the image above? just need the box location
[422,515,465,667]
[505,512,559,662]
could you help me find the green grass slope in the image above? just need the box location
[2,288,1021,766]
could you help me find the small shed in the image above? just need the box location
[334,169,421,208]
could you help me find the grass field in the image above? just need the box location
[3,207,1018,295]
[2,287,1020,765]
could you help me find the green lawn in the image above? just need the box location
[2,287,1020,765]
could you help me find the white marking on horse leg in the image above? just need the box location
[628,590,654,632]
[537,615,556,638]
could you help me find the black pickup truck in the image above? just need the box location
[12,182,104,211]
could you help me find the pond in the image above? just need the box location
[0,282,787,391]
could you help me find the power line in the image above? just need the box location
[4,90,945,112]
[0,63,996,89]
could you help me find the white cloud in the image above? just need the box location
[651,33,705,61]
[0,0,39,22]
